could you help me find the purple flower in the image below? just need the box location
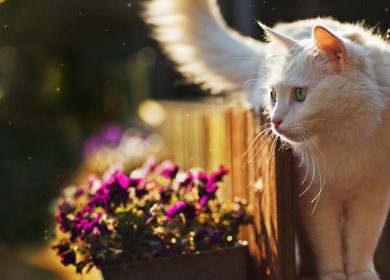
[208,166,229,184]
[115,172,131,189]
[194,227,223,244]
[93,187,110,207]
[129,177,144,187]
[83,137,101,158]
[73,214,88,233]
[179,173,194,188]
[56,201,69,214]
[83,124,123,157]
[197,167,228,206]
[166,201,196,220]
[56,212,72,233]
[166,201,184,217]
[209,230,224,244]
[199,195,209,206]
[80,205,93,214]
[159,187,172,204]
[101,124,123,144]
[55,201,78,233]
[135,188,148,199]
[156,160,178,179]
[90,171,130,209]
[82,214,106,235]
[53,243,76,266]
[197,171,208,183]
[205,182,218,194]
[198,182,218,207]
[60,250,76,266]
[194,227,209,242]
[71,212,109,239]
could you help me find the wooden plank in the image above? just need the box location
[275,144,297,280]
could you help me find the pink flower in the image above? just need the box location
[90,171,130,210]
[166,200,196,220]
[155,160,178,179]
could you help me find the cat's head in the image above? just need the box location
[260,23,385,146]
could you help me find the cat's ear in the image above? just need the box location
[313,26,346,71]
[258,22,298,50]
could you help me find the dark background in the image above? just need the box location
[0,0,388,275]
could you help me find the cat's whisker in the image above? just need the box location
[299,133,310,186]
[242,127,271,158]
[232,55,262,61]
[242,79,259,88]
[302,118,338,123]
[242,129,273,167]
[299,133,316,196]
[304,130,322,190]
[297,133,305,167]
[247,133,276,189]
[303,148,309,185]
[302,128,327,214]
[256,123,271,131]
[259,136,274,162]
[311,139,322,202]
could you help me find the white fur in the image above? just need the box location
[143,0,266,107]
[143,1,390,279]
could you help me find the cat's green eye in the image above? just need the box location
[294,87,306,102]
[270,88,277,103]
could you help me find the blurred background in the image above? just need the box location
[0,0,389,279]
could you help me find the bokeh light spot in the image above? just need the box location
[137,47,156,68]
[0,46,18,74]
[138,100,166,127]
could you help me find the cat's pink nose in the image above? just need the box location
[271,119,283,129]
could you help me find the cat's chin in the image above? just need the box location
[280,135,305,145]
[274,130,307,145]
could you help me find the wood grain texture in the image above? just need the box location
[158,100,296,280]
[275,142,297,280]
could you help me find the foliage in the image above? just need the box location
[52,158,253,273]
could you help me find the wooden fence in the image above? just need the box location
[157,99,296,280]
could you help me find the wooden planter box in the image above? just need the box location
[102,245,249,280]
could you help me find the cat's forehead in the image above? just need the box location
[269,43,325,87]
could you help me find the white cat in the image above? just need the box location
[143,1,390,279]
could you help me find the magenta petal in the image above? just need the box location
[166,206,176,216]
[166,200,187,217]
[197,171,208,183]
[209,166,229,183]
[102,176,115,188]
[206,183,218,193]
[219,166,229,175]
[199,196,209,206]
[175,201,186,209]
[179,173,194,187]
[116,172,130,189]
[156,160,178,179]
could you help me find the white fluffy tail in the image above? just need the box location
[143,0,265,95]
